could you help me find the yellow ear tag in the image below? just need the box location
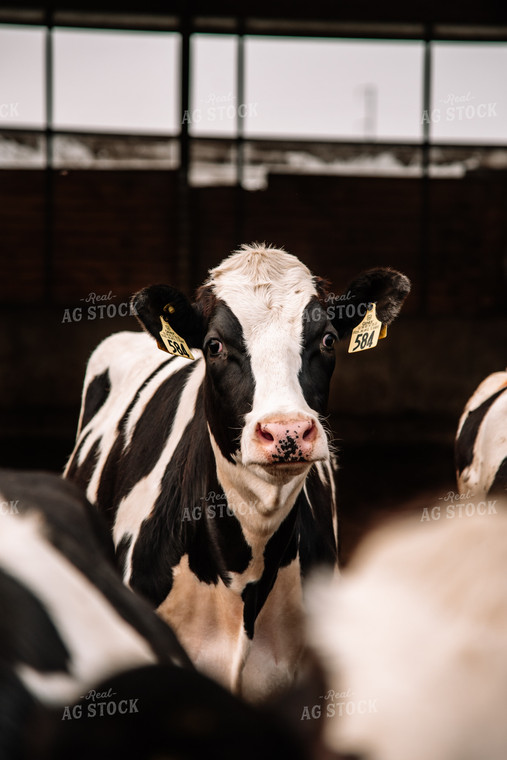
[348,302,383,353]
[379,323,388,340]
[159,316,195,360]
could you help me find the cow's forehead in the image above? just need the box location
[205,245,318,338]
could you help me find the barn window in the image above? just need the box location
[189,34,237,137]
[53,28,180,135]
[430,42,507,144]
[0,24,45,128]
[243,37,424,141]
[0,24,45,167]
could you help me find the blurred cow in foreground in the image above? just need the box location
[23,664,307,760]
[306,499,507,760]
[0,469,190,757]
[0,469,309,760]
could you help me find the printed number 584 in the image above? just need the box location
[352,331,375,352]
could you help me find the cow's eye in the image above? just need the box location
[207,338,223,356]
[322,333,336,350]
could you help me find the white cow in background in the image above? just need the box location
[306,500,507,760]
[455,369,507,499]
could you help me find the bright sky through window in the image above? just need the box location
[0,25,505,143]
[190,34,237,136]
[430,42,507,143]
[53,28,180,134]
[0,25,45,127]
[244,37,425,141]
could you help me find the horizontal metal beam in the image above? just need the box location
[1,9,507,40]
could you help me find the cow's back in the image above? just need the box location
[74,331,172,437]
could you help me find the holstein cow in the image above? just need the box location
[0,468,190,758]
[65,243,410,701]
[306,499,507,760]
[455,369,507,499]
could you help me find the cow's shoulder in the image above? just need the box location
[84,331,168,392]
[457,370,507,433]
[456,371,507,493]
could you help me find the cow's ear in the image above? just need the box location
[131,285,205,351]
[331,267,411,340]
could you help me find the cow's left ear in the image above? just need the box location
[331,267,411,340]
[131,285,205,352]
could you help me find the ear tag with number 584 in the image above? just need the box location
[348,303,385,353]
[159,316,195,360]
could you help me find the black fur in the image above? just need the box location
[96,358,181,528]
[66,436,102,495]
[24,664,307,760]
[242,506,299,639]
[203,302,256,463]
[489,456,507,498]
[455,387,507,475]
[0,568,70,674]
[330,267,411,339]
[0,469,192,669]
[132,285,205,350]
[79,369,111,434]
[299,298,337,415]
[129,386,252,607]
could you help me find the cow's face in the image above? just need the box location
[196,251,337,479]
[132,244,410,485]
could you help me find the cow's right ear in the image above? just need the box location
[131,285,205,352]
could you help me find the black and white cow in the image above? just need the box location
[0,468,190,758]
[455,370,507,499]
[65,243,410,701]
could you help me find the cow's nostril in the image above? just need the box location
[259,427,274,442]
[303,422,315,440]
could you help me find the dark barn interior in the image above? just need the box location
[1,1,506,563]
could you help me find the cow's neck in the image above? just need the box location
[209,432,309,585]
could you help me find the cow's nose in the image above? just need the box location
[256,419,317,462]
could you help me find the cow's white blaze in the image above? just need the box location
[207,244,330,468]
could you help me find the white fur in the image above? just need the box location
[306,503,507,760]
